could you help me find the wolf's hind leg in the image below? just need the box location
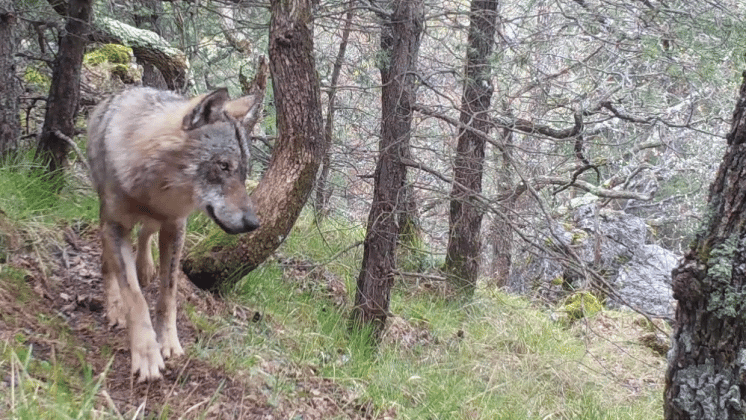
[101,226,126,328]
[136,220,159,287]
[104,221,164,381]
[154,219,186,359]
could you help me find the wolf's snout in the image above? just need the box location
[206,204,259,234]
[242,213,260,233]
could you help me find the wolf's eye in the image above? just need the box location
[219,161,230,172]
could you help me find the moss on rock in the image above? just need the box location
[564,291,603,320]
[84,44,132,66]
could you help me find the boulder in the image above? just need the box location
[607,244,678,318]
[507,204,678,318]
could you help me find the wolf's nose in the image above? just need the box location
[243,214,260,232]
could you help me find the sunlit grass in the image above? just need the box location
[0,152,98,273]
[1,343,116,420]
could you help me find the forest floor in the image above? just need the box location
[1,225,379,419]
[0,160,671,419]
[0,220,672,419]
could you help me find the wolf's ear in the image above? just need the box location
[183,88,230,130]
[224,94,264,131]
[224,95,261,121]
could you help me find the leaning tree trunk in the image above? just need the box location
[182,0,325,290]
[0,1,19,157]
[93,17,188,91]
[664,72,746,419]
[352,0,423,330]
[444,0,499,296]
[37,0,93,173]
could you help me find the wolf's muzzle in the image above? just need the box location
[206,205,260,234]
[241,213,261,233]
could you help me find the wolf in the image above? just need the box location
[87,86,262,381]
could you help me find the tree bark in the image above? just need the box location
[0,1,19,157]
[352,0,423,330]
[37,0,92,173]
[181,0,325,290]
[664,71,746,419]
[444,0,499,296]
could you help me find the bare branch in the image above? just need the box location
[536,176,654,200]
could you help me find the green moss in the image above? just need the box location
[615,254,632,265]
[398,220,430,272]
[564,291,603,320]
[110,64,130,81]
[702,234,746,319]
[707,235,736,283]
[84,44,132,66]
[697,242,711,265]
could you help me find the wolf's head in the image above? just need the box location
[183,89,261,234]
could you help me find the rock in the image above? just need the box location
[507,204,678,318]
[607,244,677,318]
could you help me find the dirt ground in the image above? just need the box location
[2,226,384,419]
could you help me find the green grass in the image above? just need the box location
[203,257,664,419]
[190,215,665,419]
[2,342,117,420]
[0,151,98,224]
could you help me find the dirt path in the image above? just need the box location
[3,226,377,419]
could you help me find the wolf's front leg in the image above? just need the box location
[104,222,165,381]
[154,219,186,359]
[136,220,159,288]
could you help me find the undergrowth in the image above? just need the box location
[0,155,666,419]
[0,151,97,265]
[207,216,665,419]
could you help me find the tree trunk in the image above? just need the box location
[0,1,19,157]
[37,0,93,172]
[181,0,325,290]
[398,177,421,249]
[352,0,423,330]
[93,17,187,91]
[132,0,168,89]
[488,126,514,286]
[314,3,354,222]
[444,0,499,296]
[664,71,746,419]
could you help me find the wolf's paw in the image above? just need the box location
[131,329,165,382]
[136,257,156,288]
[106,302,127,329]
[157,325,184,359]
[160,335,184,359]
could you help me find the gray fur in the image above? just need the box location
[87,87,263,381]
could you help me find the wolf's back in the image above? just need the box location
[87,88,198,196]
